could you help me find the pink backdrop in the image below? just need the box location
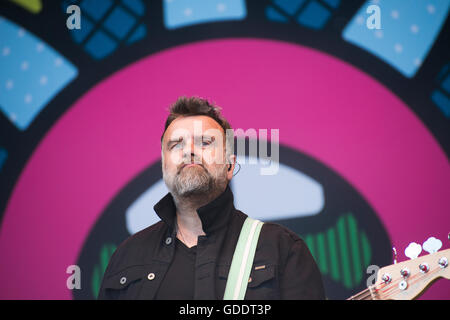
[0,39,448,299]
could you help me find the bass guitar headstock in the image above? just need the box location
[348,236,449,300]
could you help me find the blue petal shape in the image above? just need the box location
[342,0,450,78]
[0,16,78,130]
[163,0,247,30]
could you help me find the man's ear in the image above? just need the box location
[226,154,237,180]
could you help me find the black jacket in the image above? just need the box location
[98,185,325,300]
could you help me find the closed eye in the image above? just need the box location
[168,138,183,150]
[200,136,215,147]
[170,142,182,150]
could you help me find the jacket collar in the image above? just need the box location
[153,185,235,235]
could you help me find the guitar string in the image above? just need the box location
[349,277,401,300]
[350,270,431,300]
[379,269,441,300]
[379,267,442,300]
[380,267,441,298]
[350,286,380,300]
[351,266,442,300]
[366,251,450,300]
[379,271,426,297]
[347,287,371,300]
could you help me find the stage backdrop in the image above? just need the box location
[0,0,449,300]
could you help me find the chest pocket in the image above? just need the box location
[247,265,275,288]
[246,265,278,299]
[102,265,146,300]
[218,264,277,300]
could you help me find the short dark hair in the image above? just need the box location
[161,96,232,142]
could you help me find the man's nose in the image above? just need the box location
[190,153,200,164]
[183,140,201,164]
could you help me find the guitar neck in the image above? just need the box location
[347,248,450,300]
[347,287,376,300]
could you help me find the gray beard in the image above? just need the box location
[172,165,213,197]
[163,164,228,199]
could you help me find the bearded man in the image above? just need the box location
[98,96,325,300]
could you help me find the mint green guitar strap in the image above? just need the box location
[223,217,264,300]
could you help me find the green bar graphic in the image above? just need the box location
[347,214,362,285]
[327,228,340,281]
[337,216,352,288]
[316,232,328,274]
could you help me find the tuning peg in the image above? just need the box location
[405,242,422,259]
[392,247,397,264]
[422,237,442,254]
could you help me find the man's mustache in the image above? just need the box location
[177,159,205,174]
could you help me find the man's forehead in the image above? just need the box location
[164,115,224,138]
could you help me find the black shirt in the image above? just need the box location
[98,185,326,300]
[155,238,197,300]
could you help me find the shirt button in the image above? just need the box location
[119,277,127,285]
[165,237,172,245]
[147,273,155,281]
